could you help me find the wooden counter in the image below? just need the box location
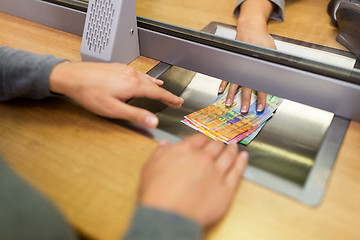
[1,0,359,239]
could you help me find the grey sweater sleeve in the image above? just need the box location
[124,205,202,240]
[0,47,202,240]
[0,156,202,240]
[0,157,78,240]
[234,0,285,21]
[0,46,65,101]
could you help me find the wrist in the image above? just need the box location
[49,61,73,96]
[236,0,274,40]
[237,17,269,40]
[238,0,274,23]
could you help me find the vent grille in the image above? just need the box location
[85,0,115,54]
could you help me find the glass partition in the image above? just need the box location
[42,0,360,84]
[135,0,359,72]
[44,0,88,11]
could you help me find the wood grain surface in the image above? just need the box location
[0,0,359,239]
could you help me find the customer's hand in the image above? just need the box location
[49,62,184,128]
[219,0,276,113]
[139,134,248,227]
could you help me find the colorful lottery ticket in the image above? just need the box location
[182,87,282,145]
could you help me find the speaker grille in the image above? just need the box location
[85,0,115,54]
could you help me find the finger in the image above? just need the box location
[150,139,171,161]
[101,63,165,88]
[202,139,225,159]
[218,81,228,94]
[183,134,212,150]
[241,87,252,113]
[151,78,164,86]
[134,84,184,109]
[225,151,248,189]
[141,139,171,185]
[159,139,171,147]
[123,71,184,108]
[216,143,238,174]
[105,99,160,128]
[136,70,164,86]
[256,92,267,112]
[226,83,239,107]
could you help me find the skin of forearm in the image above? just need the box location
[223,0,276,113]
[237,0,274,36]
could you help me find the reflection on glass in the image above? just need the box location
[135,0,359,72]
[43,0,88,11]
[209,22,357,70]
[46,0,359,83]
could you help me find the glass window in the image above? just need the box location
[41,0,360,84]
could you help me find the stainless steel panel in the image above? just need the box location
[127,65,349,206]
[139,27,360,121]
[0,0,86,35]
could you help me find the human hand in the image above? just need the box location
[219,0,277,113]
[49,62,184,128]
[139,134,248,227]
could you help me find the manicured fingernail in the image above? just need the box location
[241,105,247,113]
[218,87,223,93]
[144,115,158,128]
[157,80,164,84]
[226,99,232,107]
[257,104,263,112]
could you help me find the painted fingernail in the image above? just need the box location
[144,115,158,128]
[218,87,223,93]
[241,105,247,113]
[226,99,232,107]
[257,104,263,112]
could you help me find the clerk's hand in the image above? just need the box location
[139,134,248,227]
[218,0,277,113]
[49,62,184,128]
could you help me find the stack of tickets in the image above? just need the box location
[182,88,283,145]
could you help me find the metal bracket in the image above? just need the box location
[80,0,140,63]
